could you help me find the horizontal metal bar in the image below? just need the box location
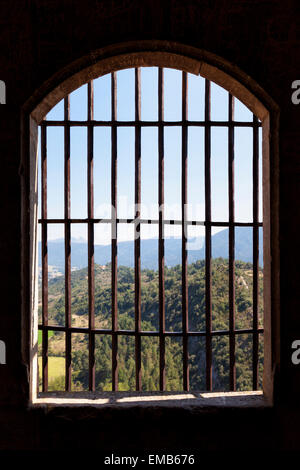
[42,119,262,128]
[38,325,264,336]
[38,218,263,227]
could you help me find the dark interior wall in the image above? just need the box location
[0,0,299,451]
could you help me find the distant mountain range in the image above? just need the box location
[38,227,263,271]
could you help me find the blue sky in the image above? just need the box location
[38,67,262,245]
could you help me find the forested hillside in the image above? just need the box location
[38,258,264,392]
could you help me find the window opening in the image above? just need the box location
[37,67,263,394]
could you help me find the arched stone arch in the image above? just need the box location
[25,41,276,124]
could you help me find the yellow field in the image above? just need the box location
[38,356,65,381]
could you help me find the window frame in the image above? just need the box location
[20,42,280,408]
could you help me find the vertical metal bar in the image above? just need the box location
[135,68,142,391]
[111,72,118,391]
[204,79,212,391]
[87,81,95,391]
[134,68,142,391]
[64,96,72,391]
[182,72,189,391]
[41,124,48,392]
[228,94,236,391]
[158,68,166,391]
[253,114,259,390]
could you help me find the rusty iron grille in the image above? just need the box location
[38,68,263,393]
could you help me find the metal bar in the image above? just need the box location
[111,72,118,391]
[228,94,236,391]
[182,71,189,391]
[41,124,48,392]
[87,81,95,391]
[38,218,263,227]
[204,79,212,391]
[39,325,264,337]
[42,120,262,128]
[252,114,260,389]
[158,67,166,391]
[134,67,142,391]
[64,96,72,391]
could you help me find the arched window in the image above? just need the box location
[25,46,276,405]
